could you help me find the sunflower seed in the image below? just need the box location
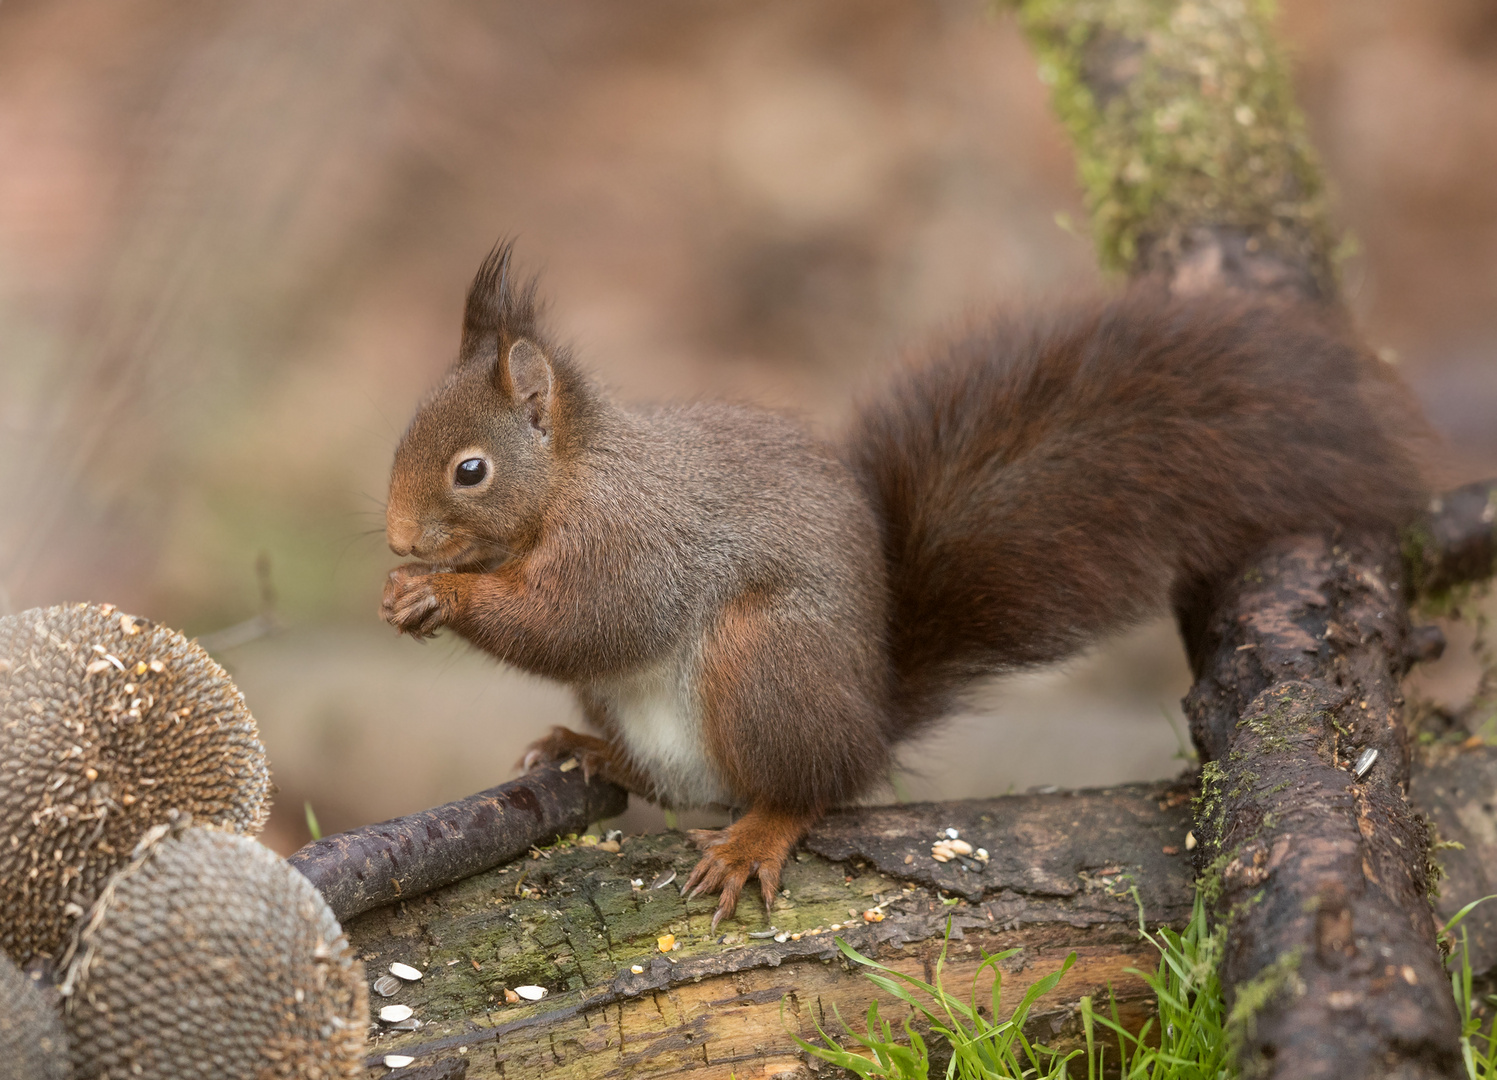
[389,962,422,981]
[650,870,676,890]
[383,1055,416,1069]
[379,1004,414,1023]
[1352,747,1378,780]
[514,985,547,1001]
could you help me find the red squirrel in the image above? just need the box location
[382,243,1427,928]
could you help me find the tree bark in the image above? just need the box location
[343,783,1197,1078]
[334,750,1497,1078]
[289,764,627,922]
[1185,534,1462,1078]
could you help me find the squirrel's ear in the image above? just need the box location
[459,241,515,366]
[506,339,553,438]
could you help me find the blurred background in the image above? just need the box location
[1,0,1493,854]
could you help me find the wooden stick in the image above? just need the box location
[287,765,627,922]
[1409,478,1497,598]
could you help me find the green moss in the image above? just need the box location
[1195,760,1227,841]
[1004,0,1338,287]
[1227,946,1304,1065]
[1235,686,1323,755]
[342,832,911,1028]
[1227,769,1259,801]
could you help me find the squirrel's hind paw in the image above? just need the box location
[684,808,816,932]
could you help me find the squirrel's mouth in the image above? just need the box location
[429,540,510,575]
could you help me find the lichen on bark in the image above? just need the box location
[1004,0,1339,295]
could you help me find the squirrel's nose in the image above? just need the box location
[387,518,420,557]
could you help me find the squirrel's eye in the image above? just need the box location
[454,458,488,487]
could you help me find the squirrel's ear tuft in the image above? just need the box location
[459,239,539,367]
[505,339,554,438]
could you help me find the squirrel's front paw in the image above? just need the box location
[519,726,615,782]
[381,564,449,639]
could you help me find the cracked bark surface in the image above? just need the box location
[332,748,1497,1079]
[1185,534,1463,1078]
[342,783,1196,1078]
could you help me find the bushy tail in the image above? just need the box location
[843,287,1431,732]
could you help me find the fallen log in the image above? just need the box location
[329,745,1497,1079]
[343,783,1197,1078]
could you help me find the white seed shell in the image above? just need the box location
[514,985,548,1001]
[379,1004,414,1023]
[390,962,423,981]
[384,1056,416,1069]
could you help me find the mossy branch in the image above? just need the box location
[1004,0,1339,296]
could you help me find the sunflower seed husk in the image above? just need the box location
[514,985,548,1001]
[379,1004,414,1023]
[384,1056,416,1069]
[650,870,676,890]
[389,962,422,981]
[373,974,401,997]
[1352,747,1378,780]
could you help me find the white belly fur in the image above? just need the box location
[593,652,734,810]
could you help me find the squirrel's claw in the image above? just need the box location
[381,565,448,638]
[682,808,808,931]
[516,726,611,783]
